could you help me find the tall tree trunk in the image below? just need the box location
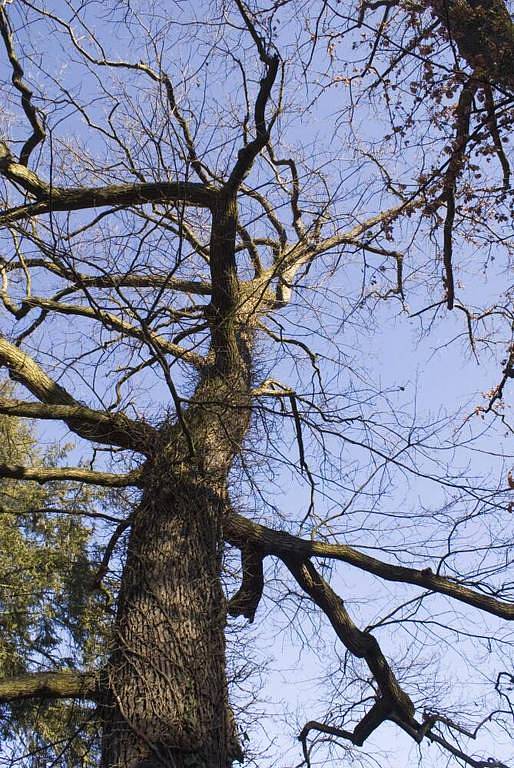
[101,374,252,766]
[100,468,236,768]
[100,195,252,768]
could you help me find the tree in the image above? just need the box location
[0,1,512,767]
[0,382,109,766]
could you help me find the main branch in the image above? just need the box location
[0,337,153,452]
[0,671,98,703]
[285,555,419,743]
[0,143,216,224]
[224,512,514,619]
[0,464,143,487]
[0,397,156,454]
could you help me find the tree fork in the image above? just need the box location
[100,188,253,766]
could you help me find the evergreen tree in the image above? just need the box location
[0,383,109,766]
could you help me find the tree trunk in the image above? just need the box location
[100,363,252,767]
[101,465,238,768]
[100,193,253,767]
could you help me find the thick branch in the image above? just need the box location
[0,397,156,455]
[67,274,211,296]
[0,337,156,451]
[227,547,264,622]
[0,464,143,487]
[0,151,216,223]
[284,556,417,740]
[0,671,98,703]
[0,142,48,196]
[207,194,254,375]
[224,512,514,619]
[0,335,87,404]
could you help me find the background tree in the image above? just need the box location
[0,1,512,768]
[0,381,109,766]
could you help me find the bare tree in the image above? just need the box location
[0,1,512,767]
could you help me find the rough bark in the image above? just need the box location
[101,373,252,768]
[100,189,254,766]
[101,472,236,768]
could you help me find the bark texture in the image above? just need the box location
[0,671,98,702]
[101,473,235,768]
[100,248,254,768]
